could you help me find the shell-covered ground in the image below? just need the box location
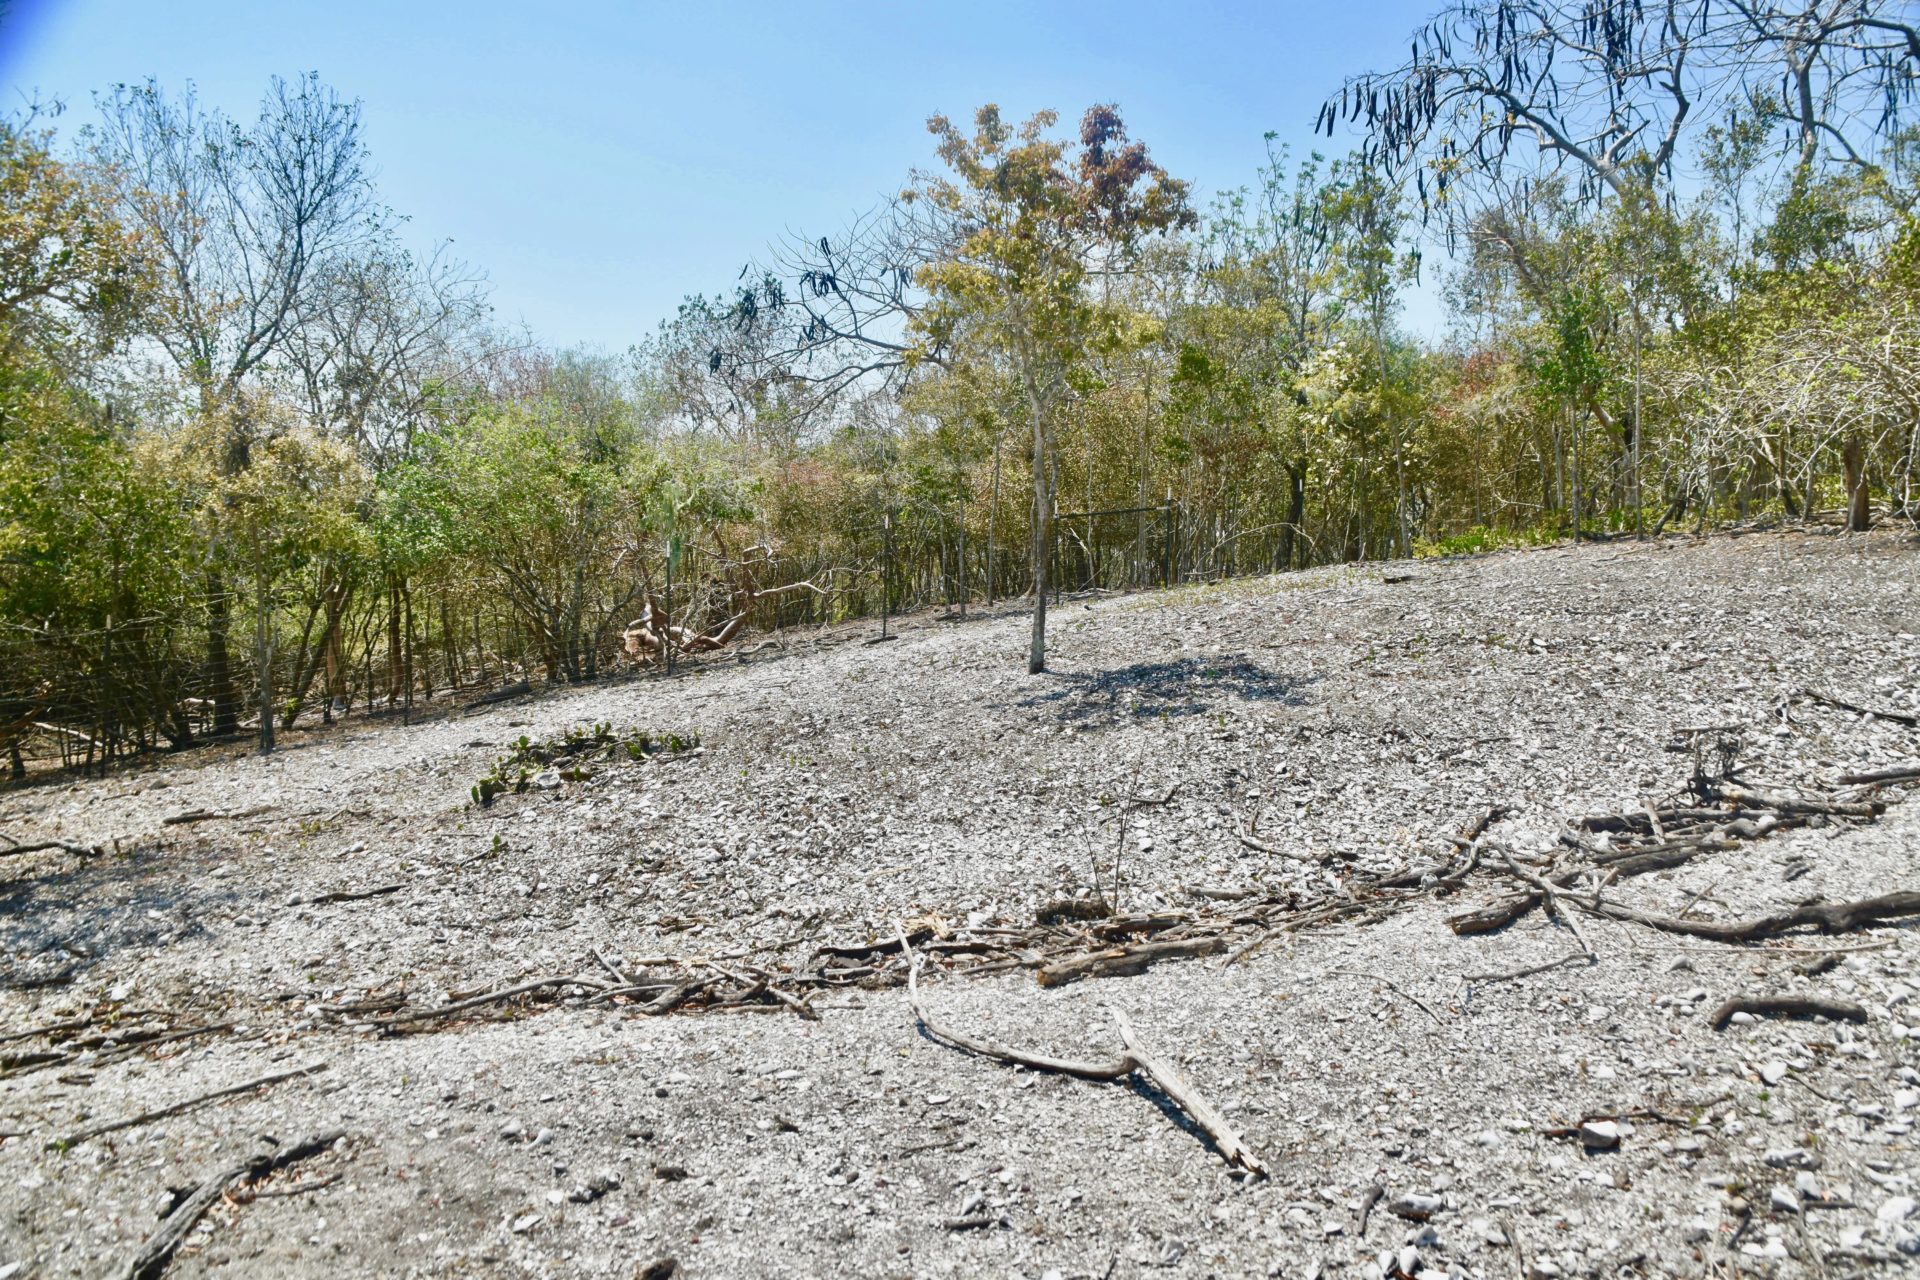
[1,528,1917,1279]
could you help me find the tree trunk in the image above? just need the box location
[987,425,1002,605]
[206,571,238,736]
[1027,387,1050,675]
[1842,436,1871,532]
[254,564,275,755]
[385,575,404,705]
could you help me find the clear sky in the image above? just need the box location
[0,0,1449,351]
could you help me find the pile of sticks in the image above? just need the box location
[1449,774,1916,949]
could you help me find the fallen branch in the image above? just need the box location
[1702,783,1882,820]
[1799,688,1920,728]
[233,1170,342,1201]
[464,680,533,711]
[305,883,404,906]
[1708,995,1868,1029]
[1838,766,1920,786]
[1035,937,1225,988]
[375,976,608,1028]
[1447,892,1543,936]
[1356,1184,1385,1236]
[1462,953,1584,985]
[115,1129,344,1280]
[902,926,1266,1177]
[0,838,104,859]
[161,805,273,827]
[1586,891,1920,944]
[1112,1006,1269,1177]
[51,1062,326,1150]
[1500,850,1597,962]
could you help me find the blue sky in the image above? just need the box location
[0,0,1449,351]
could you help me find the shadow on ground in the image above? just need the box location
[0,847,218,989]
[1015,654,1316,727]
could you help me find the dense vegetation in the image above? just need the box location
[4,2,1918,770]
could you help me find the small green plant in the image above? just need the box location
[469,723,701,806]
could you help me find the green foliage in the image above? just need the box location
[468,722,701,807]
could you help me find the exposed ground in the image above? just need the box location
[1,530,1918,1280]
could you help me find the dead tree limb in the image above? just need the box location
[1702,783,1882,820]
[1838,766,1920,786]
[1798,688,1920,728]
[1500,850,1598,962]
[1708,995,1869,1029]
[115,1129,344,1280]
[1111,1007,1269,1177]
[374,975,609,1028]
[306,884,403,906]
[161,805,273,827]
[1035,937,1225,988]
[1448,892,1544,935]
[1461,953,1585,985]
[1585,891,1920,944]
[901,927,1267,1177]
[0,838,105,859]
[51,1062,326,1150]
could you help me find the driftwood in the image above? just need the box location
[1035,937,1225,988]
[902,929,1267,1177]
[1498,850,1598,961]
[116,1129,344,1280]
[1448,891,1544,935]
[1586,891,1920,944]
[51,1062,326,1150]
[1112,1006,1267,1175]
[1709,995,1869,1029]
[1356,1184,1385,1236]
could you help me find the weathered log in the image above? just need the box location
[1034,937,1226,988]
[1447,892,1543,935]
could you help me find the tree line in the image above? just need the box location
[4,1,1918,771]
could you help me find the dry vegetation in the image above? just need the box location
[0,530,1917,1279]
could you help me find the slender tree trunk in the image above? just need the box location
[385,575,404,704]
[956,495,968,619]
[254,558,274,756]
[1631,306,1645,540]
[1570,403,1582,545]
[207,572,238,736]
[1026,381,1050,675]
[1842,436,1871,532]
